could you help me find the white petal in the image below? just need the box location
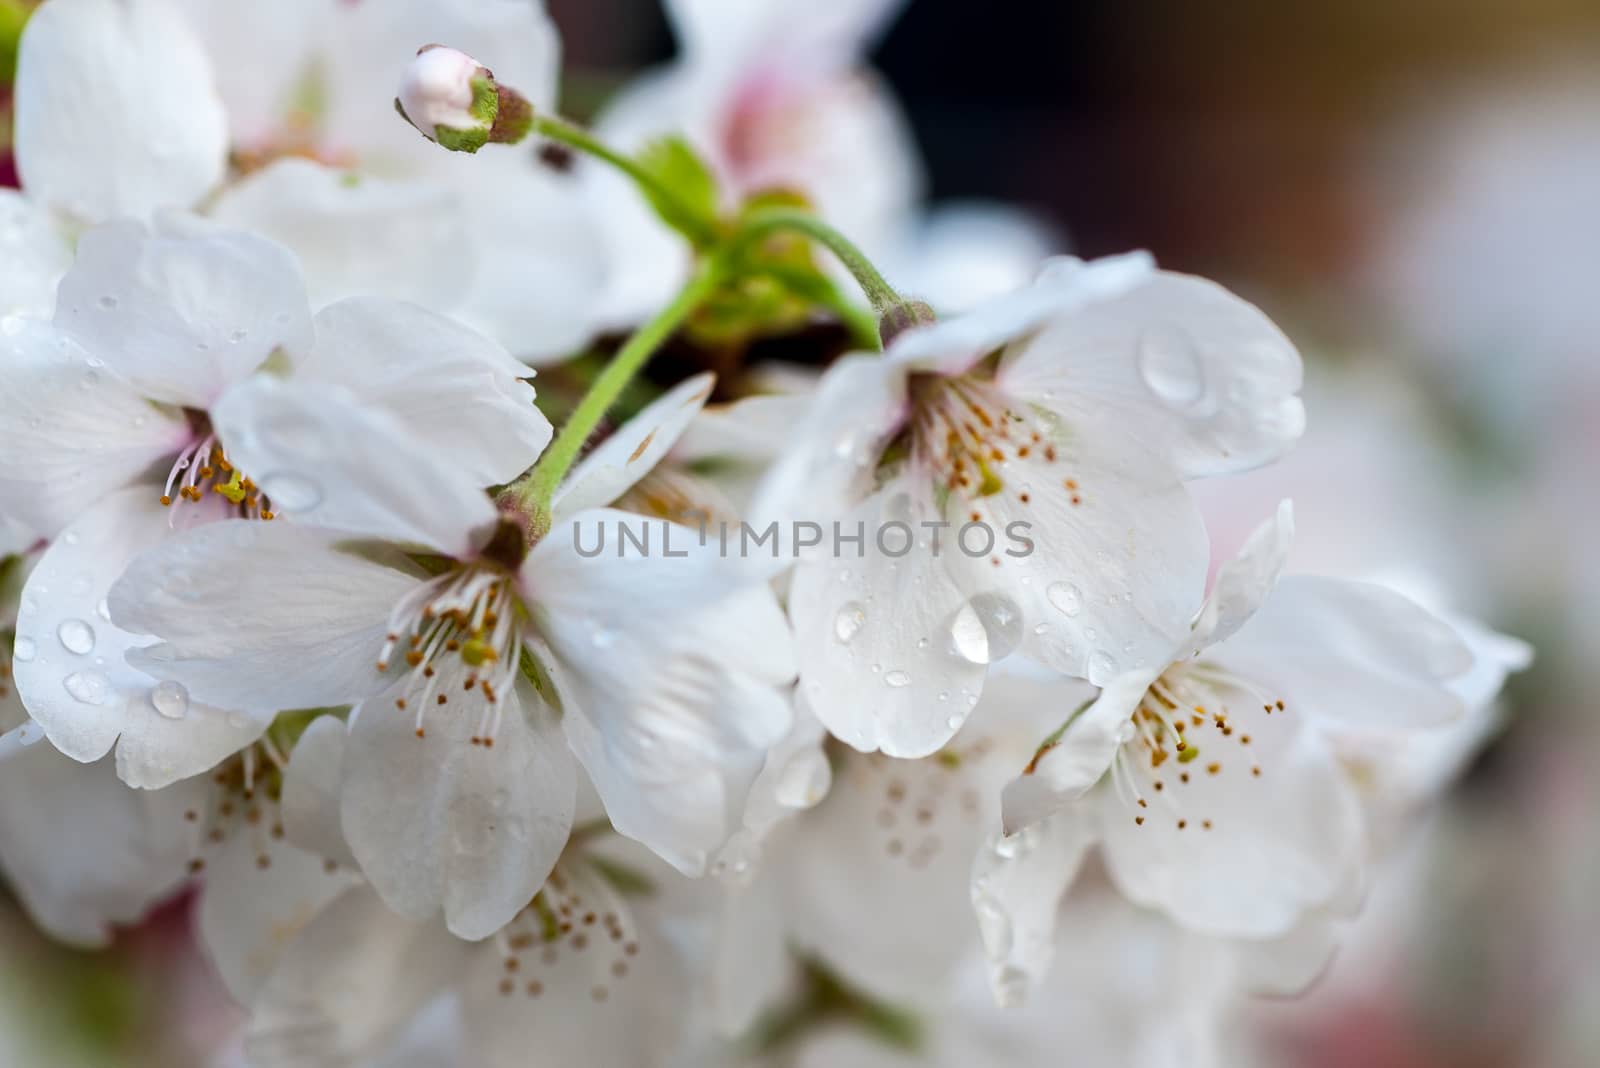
[0,190,72,319]
[197,817,362,1005]
[666,0,905,71]
[777,745,992,1004]
[1096,705,1364,940]
[747,354,908,531]
[1214,576,1475,730]
[950,421,1207,687]
[998,261,1305,479]
[243,885,473,1066]
[280,715,359,870]
[553,373,716,523]
[457,875,688,1068]
[209,160,475,315]
[969,811,1096,1005]
[786,485,989,757]
[342,675,575,941]
[448,161,608,362]
[111,519,418,717]
[211,377,498,557]
[1188,499,1294,651]
[0,317,189,537]
[561,652,788,876]
[527,516,795,870]
[886,252,1153,376]
[1001,670,1157,834]
[55,217,314,409]
[1232,913,1340,996]
[12,489,269,787]
[297,297,552,487]
[14,0,226,222]
[0,740,195,946]
[584,68,701,330]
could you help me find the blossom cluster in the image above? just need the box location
[0,1,1529,1065]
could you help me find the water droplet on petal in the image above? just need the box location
[972,890,1014,958]
[1045,582,1082,617]
[64,670,111,705]
[150,680,189,719]
[1088,650,1118,679]
[1137,323,1206,408]
[13,637,36,662]
[884,670,911,688]
[97,295,118,310]
[56,619,95,655]
[948,592,1024,664]
[833,602,867,644]
[96,598,112,622]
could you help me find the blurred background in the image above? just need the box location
[5,0,1600,1063]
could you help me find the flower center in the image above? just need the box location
[160,433,277,521]
[182,739,304,875]
[492,857,644,1003]
[378,564,523,746]
[1109,661,1287,833]
[907,374,1085,508]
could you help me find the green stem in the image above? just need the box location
[733,208,903,314]
[758,263,881,351]
[531,114,718,246]
[503,257,725,535]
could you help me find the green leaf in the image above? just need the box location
[634,136,721,246]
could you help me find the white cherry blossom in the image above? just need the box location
[105,374,793,937]
[997,503,1494,943]
[0,216,550,789]
[760,253,1305,758]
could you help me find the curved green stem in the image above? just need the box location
[503,257,725,536]
[732,208,903,314]
[532,114,718,246]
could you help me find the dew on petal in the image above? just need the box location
[948,592,1024,665]
[1045,582,1082,617]
[63,670,111,705]
[833,602,867,644]
[56,619,95,655]
[13,637,36,663]
[884,670,911,688]
[150,680,189,720]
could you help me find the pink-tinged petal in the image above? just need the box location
[341,675,575,941]
[55,217,313,409]
[554,373,716,523]
[210,376,499,557]
[14,0,226,222]
[0,317,189,538]
[111,520,415,717]
[11,489,270,788]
